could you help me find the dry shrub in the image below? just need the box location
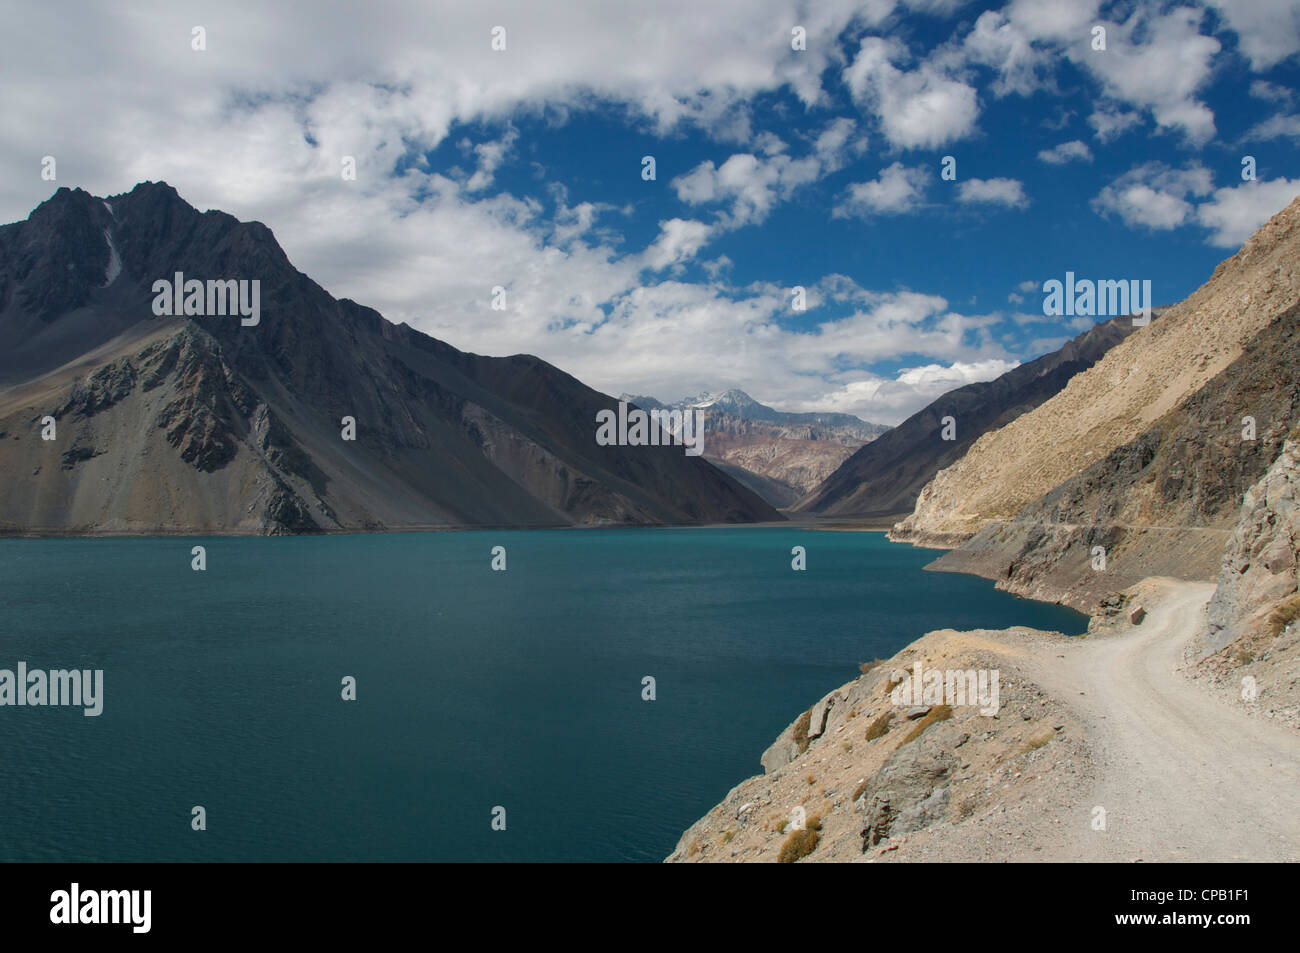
[1268,594,1300,637]
[777,814,822,863]
[864,709,893,741]
[1019,723,1056,753]
[792,708,813,753]
[901,704,953,744]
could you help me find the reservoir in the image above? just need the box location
[0,528,1085,862]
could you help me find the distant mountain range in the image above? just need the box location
[0,183,780,533]
[628,389,886,440]
[624,389,888,507]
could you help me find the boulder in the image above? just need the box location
[859,741,956,849]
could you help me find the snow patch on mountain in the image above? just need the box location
[102,227,122,286]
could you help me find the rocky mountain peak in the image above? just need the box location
[0,182,780,533]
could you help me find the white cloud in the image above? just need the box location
[1003,0,1101,44]
[671,119,860,229]
[1037,140,1093,164]
[1092,166,1300,248]
[0,0,1282,428]
[642,218,712,270]
[834,162,929,218]
[550,194,614,246]
[547,282,1011,425]
[672,151,816,228]
[1092,162,1214,230]
[463,128,518,193]
[843,37,979,149]
[957,177,1028,208]
[1088,103,1143,142]
[934,1,1218,147]
[811,116,869,165]
[903,0,972,15]
[1206,0,1300,70]
[1196,179,1300,247]
[955,1,1217,146]
[1076,6,1221,145]
[804,358,1019,422]
[957,9,1055,97]
[896,359,1018,392]
[0,0,896,226]
[1250,80,1295,104]
[1245,114,1300,143]
[1023,335,1070,354]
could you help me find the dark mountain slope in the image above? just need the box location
[0,183,779,533]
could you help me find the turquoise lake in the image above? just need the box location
[0,528,1085,862]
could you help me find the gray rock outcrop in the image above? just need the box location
[1203,436,1300,654]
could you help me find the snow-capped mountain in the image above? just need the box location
[621,389,888,506]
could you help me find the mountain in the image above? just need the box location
[899,196,1300,611]
[893,197,1300,550]
[930,300,1300,610]
[659,389,885,438]
[795,317,1136,520]
[624,389,887,507]
[0,183,780,534]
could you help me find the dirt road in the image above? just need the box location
[1030,578,1300,861]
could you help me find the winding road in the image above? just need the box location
[1029,579,1300,862]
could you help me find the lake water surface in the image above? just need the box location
[0,528,1085,862]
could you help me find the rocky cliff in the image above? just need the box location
[1183,429,1300,727]
[0,184,780,534]
[667,625,1094,863]
[1205,432,1300,652]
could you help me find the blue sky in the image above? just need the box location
[2,0,1299,423]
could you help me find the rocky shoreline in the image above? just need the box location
[666,618,1097,863]
[668,572,1300,863]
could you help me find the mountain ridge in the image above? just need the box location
[623,388,888,506]
[0,183,781,534]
